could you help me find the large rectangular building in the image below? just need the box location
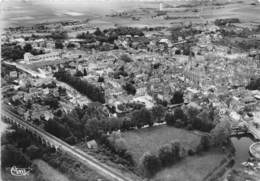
[24,52,62,64]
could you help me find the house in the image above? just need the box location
[87,140,98,149]
[230,111,241,122]
[43,111,54,121]
[9,71,18,78]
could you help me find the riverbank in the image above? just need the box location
[221,136,260,181]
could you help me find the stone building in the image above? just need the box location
[24,52,62,64]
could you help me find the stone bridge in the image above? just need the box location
[1,104,134,181]
[2,107,62,151]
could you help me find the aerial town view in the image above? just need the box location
[1,0,260,180]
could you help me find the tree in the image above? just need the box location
[14,129,32,149]
[23,43,33,52]
[170,26,183,41]
[65,135,77,145]
[158,144,174,166]
[44,96,59,109]
[44,120,70,139]
[54,70,105,103]
[170,139,181,161]
[151,105,165,123]
[123,82,136,95]
[132,108,153,128]
[107,117,122,132]
[55,41,64,49]
[75,70,83,77]
[67,43,76,49]
[120,54,133,63]
[94,27,103,36]
[98,76,104,82]
[114,138,127,154]
[83,68,87,76]
[51,31,68,40]
[140,152,161,177]
[84,118,104,138]
[2,144,31,168]
[26,145,41,159]
[186,105,200,123]
[210,117,231,146]
[195,110,214,132]
[165,112,175,126]
[170,91,184,104]
[199,134,211,151]
[166,108,187,127]
[173,108,187,124]
[121,117,132,131]
[2,45,25,61]
[246,78,260,90]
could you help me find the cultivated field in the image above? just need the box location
[121,125,202,164]
[3,0,260,28]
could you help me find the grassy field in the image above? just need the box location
[152,150,227,181]
[121,125,202,164]
[33,159,70,181]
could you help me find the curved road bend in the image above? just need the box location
[2,105,135,181]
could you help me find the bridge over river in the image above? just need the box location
[231,121,260,141]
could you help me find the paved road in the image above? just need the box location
[2,104,135,181]
[3,61,47,78]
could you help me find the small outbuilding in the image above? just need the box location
[87,140,98,149]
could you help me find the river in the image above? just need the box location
[231,136,254,168]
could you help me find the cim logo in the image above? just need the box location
[10,166,32,176]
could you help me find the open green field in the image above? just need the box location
[152,150,227,181]
[121,125,202,164]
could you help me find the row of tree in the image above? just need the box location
[2,43,44,61]
[165,105,216,132]
[43,104,166,146]
[140,139,186,177]
[246,78,260,90]
[54,70,105,103]
[76,28,118,44]
[170,26,201,42]
[76,27,144,44]
[83,106,165,139]
[214,18,240,26]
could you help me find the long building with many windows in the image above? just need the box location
[24,52,63,64]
